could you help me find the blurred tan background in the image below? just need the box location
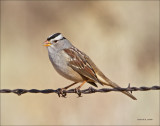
[1,1,159,125]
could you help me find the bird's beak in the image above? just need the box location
[44,40,52,46]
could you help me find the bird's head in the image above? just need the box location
[44,33,65,46]
[44,33,73,50]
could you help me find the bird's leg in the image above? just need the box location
[63,82,78,90]
[75,81,87,97]
[57,82,78,97]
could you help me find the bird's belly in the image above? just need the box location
[54,64,84,82]
[49,52,83,82]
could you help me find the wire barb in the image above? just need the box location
[0,85,159,97]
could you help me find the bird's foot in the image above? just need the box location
[57,88,67,97]
[74,87,82,97]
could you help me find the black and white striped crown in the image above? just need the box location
[47,33,65,41]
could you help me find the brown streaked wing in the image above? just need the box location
[63,47,102,85]
[84,53,111,85]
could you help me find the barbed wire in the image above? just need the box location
[0,85,159,97]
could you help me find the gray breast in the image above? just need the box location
[48,49,84,82]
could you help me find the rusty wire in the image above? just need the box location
[0,85,159,97]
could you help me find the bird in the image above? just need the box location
[44,33,137,100]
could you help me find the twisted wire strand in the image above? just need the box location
[0,85,159,97]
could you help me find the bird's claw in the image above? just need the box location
[57,88,67,97]
[74,88,82,97]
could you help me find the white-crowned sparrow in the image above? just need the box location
[44,33,137,100]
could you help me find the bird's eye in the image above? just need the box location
[54,40,58,43]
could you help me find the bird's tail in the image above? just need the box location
[102,81,137,100]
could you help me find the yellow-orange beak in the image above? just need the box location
[44,40,52,46]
